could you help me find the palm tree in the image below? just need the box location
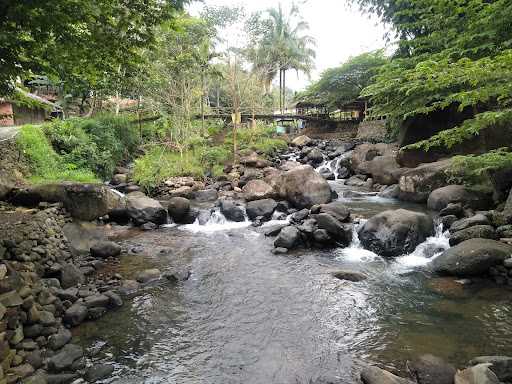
[249,4,316,114]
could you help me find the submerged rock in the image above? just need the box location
[331,270,367,282]
[361,366,414,384]
[407,354,456,384]
[432,238,512,277]
[358,209,434,258]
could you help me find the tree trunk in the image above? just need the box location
[201,71,205,135]
[282,69,286,114]
[279,69,283,115]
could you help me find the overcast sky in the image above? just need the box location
[188,0,390,91]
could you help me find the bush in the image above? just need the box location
[16,125,98,183]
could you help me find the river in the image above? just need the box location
[74,163,512,384]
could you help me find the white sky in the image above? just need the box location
[188,0,390,91]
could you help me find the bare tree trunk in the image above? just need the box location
[279,69,283,115]
[115,90,120,116]
[201,71,205,135]
[282,69,286,114]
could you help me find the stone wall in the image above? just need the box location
[0,139,27,189]
[356,120,388,142]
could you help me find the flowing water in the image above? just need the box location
[75,160,512,384]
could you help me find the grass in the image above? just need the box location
[16,125,98,183]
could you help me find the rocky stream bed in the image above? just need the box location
[2,136,512,384]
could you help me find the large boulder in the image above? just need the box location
[366,155,407,185]
[449,225,496,246]
[90,241,122,258]
[292,135,312,147]
[358,209,435,257]
[246,199,277,220]
[219,200,246,222]
[407,354,456,384]
[126,193,167,225]
[277,165,332,208]
[450,214,490,232]
[307,148,324,164]
[361,366,414,384]
[318,202,350,222]
[351,143,396,174]
[314,214,352,246]
[167,197,190,223]
[427,185,492,211]
[274,226,301,249]
[398,159,452,203]
[432,238,512,277]
[469,356,512,382]
[240,152,271,168]
[243,179,276,201]
[454,364,500,384]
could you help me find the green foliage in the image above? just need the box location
[296,50,388,108]
[447,148,512,191]
[200,146,231,168]
[16,125,97,183]
[42,115,140,179]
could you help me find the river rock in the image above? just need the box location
[46,373,80,384]
[450,214,490,233]
[427,185,492,211]
[469,356,512,381]
[240,152,272,168]
[136,269,161,283]
[278,165,332,208]
[64,184,124,221]
[407,354,456,384]
[361,366,414,384]
[243,180,276,201]
[440,203,463,218]
[358,209,434,257]
[314,213,352,246]
[126,193,167,225]
[48,328,72,350]
[366,155,405,185]
[503,188,512,224]
[449,225,496,246]
[379,185,400,199]
[331,270,367,282]
[85,363,115,383]
[455,364,500,384]
[219,200,246,222]
[59,263,84,289]
[47,344,84,372]
[90,241,121,258]
[398,159,452,203]
[274,226,301,249]
[63,303,88,326]
[246,199,277,221]
[432,238,512,277]
[351,143,394,174]
[292,135,312,147]
[192,189,218,202]
[167,197,190,223]
[307,148,324,164]
[318,202,350,222]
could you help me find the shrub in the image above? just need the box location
[16,125,97,183]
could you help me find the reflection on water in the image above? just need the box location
[74,182,512,384]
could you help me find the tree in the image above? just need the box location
[0,0,186,96]
[296,50,388,109]
[246,3,316,114]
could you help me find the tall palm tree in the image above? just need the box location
[249,4,316,114]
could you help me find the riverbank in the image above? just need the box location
[2,133,512,383]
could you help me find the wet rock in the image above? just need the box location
[135,269,161,283]
[274,226,301,249]
[47,343,83,372]
[246,199,277,221]
[126,193,167,225]
[432,238,512,277]
[501,188,512,224]
[104,291,123,308]
[351,143,395,174]
[192,189,218,202]
[277,165,332,209]
[407,354,456,384]
[243,180,276,201]
[450,214,490,233]
[427,185,492,211]
[64,184,124,221]
[331,270,367,282]
[319,168,335,181]
[0,290,23,307]
[46,373,80,384]
[85,363,115,382]
[48,328,72,350]
[440,203,463,218]
[90,241,121,259]
[313,229,331,244]
[219,200,245,222]
[361,366,414,384]
[111,174,127,185]
[337,166,351,179]
[365,155,405,186]
[63,303,88,326]
[314,214,352,246]
[264,224,288,237]
[449,225,496,246]
[307,148,324,164]
[119,280,140,295]
[59,264,84,289]
[272,247,289,254]
[84,294,109,308]
[441,215,458,230]
[379,185,400,199]
[318,202,350,222]
[358,209,434,258]
[197,209,212,225]
[292,135,312,147]
[454,363,499,384]
[469,356,512,381]
[398,159,452,203]
[167,197,190,223]
[163,268,191,282]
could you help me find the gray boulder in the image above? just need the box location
[407,354,456,384]
[358,209,434,257]
[84,364,115,383]
[432,238,512,277]
[167,197,190,223]
[427,185,492,211]
[274,226,301,249]
[135,268,161,283]
[47,344,84,372]
[315,214,352,246]
[246,199,277,221]
[192,189,218,202]
[220,200,246,222]
[469,356,512,381]
[48,328,72,350]
[59,264,84,289]
[278,165,332,208]
[454,364,499,384]
[63,303,88,326]
[361,366,414,384]
[307,148,324,164]
[90,241,121,258]
[449,225,496,246]
[318,202,350,222]
[126,193,167,225]
[331,270,367,282]
[398,159,452,203]
[242,179,276,201]
[379,185,400,199]
[450,214,490,233]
